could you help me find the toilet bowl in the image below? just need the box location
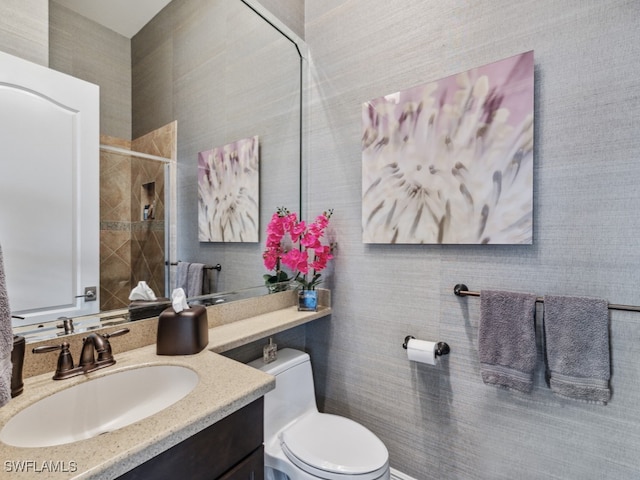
[248,348,390,480]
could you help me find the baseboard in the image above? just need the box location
[390,468,418,480]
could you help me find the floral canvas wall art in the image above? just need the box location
[198,136,259,242]
[362,51,534,244]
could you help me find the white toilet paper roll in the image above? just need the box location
[406,338,438,365]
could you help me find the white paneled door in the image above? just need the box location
[0,51,99,326]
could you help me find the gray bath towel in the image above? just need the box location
[0,243,14,407]
[543,295,610,404]
[479,290,538,393]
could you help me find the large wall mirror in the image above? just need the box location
[11,0,305,341]
[132,0,304,293]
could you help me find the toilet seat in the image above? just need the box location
[279,413,389,480]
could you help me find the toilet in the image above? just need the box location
[248,348,390,480]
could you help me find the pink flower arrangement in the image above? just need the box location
[263,207,334,291]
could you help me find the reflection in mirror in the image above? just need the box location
[13,0,305,342]
[137,0,303,294]
[99,137,173,312]
[14,284,285,344]
[0,49,99,328]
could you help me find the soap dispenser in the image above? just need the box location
[11,335,25,397]
[263,338,277,363]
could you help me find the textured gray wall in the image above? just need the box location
[49,3,132,140]
[304,1,640,478]
[132,0,301,292]
[252,0,305,39]
[0,0,48,66]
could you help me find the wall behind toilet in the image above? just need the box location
[303,1,640,479]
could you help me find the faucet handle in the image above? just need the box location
[32,342,79,380]
[56,317,74,334]
[96,328,130,364]
[103,328,130,339]
[32,343,66,354]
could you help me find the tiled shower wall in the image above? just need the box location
[133,120,178,291]
[99,136,133,311]
[100,123,174,310]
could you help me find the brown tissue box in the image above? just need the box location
[156,305,209,355]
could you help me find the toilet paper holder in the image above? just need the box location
[402,336,450,357]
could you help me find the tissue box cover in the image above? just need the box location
[156,305,209,355]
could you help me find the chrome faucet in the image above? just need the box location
[33,328,130,380]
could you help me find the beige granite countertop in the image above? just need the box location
[1,296,332,479]
[209,305,331,353]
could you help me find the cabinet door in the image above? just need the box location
[218,447,264,480]
[0,51,99,325]
[117,397,264,480]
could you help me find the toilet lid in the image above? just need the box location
[280,413,389,480]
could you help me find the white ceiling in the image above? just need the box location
[52,0,173,38]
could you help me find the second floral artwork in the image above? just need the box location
[198,136,260,243]
[362,51,534,244]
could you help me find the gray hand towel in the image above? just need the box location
[0,243,14,407]
[543,295,610,404]
[176,261,190,292]
[479,290,538,393]
[186,263,205,297]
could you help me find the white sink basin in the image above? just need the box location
[0,365,198,448]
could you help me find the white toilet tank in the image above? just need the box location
[248,348,318,439]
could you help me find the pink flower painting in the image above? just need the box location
[198,136,259,242]
[362,51,534,244]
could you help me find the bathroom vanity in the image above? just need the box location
[0,291,331,479]
[0,346,272,479]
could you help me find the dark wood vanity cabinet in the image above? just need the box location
[117,397,264,480]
